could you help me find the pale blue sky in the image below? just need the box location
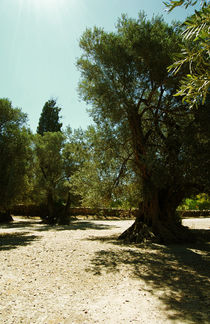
[0,0,197,132]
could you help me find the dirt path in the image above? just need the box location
[0,217,210,324]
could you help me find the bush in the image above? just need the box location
[180,194,210,210]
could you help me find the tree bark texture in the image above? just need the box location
[119,188,194,243]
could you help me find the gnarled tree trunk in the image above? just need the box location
[121,109,195,244]
[119,187,194,244]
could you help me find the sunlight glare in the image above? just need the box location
[18,0,68,13]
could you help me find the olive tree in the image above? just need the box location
[34,132,66,224]
[77,13,210,243]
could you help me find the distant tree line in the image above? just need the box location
[0,98,139,224]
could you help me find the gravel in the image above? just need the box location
[0,217,209,324]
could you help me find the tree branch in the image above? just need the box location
[113,152,133,187]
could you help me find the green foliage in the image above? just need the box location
[37,99,62,135]
[70,124,137,208]
[165,1,210,107]
[69,126,113,208]
[32,128,84,222]
[164,0,207,11]
[61,127,88,206]
[0,98,32,213]
[33,131,65,204]
[180,193,210,210]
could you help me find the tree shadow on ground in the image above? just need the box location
[0,218,118,232]
[0,232,39,251]
[37,220,118,232]
[87,228,210,324]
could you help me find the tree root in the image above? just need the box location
[118,220,195,244]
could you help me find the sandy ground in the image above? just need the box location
[0,217,210,324]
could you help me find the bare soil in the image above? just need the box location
[0,217,209,324]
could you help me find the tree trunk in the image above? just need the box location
[46,191,56,224]
[123,106,195,244]
[119,189,195,244]
[58,191,71,225]
[0,210,13,223]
